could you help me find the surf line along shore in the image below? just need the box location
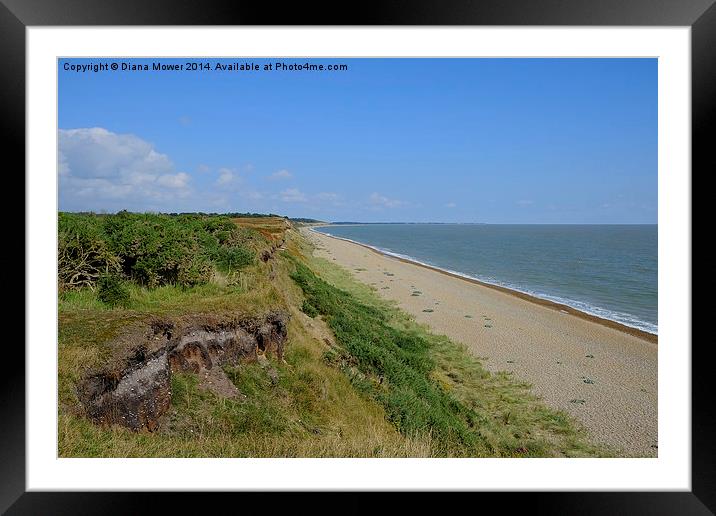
[303,227,658,457]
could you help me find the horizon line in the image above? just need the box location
[322,221,658,225]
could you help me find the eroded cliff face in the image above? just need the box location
[76,312,289,432]
[260,236,286,262]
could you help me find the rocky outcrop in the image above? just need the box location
[77,311,289,432]
[168,311,288,371]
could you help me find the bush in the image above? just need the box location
[58,213,122,291]
[103,212,214,287]
[212,246,255,273]
[97,274,130,307]
[58,212,262,290]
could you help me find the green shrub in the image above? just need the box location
[96,274,130,307]
[58,212,260,290]
[103,212,213,287]
[301,300,318,318]
[58,213,122,291]
[212,246,255,273]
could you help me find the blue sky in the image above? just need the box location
[58,58,657,223]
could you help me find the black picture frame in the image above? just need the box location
[4,0,714,513]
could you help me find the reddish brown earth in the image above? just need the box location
[77,312,289,431]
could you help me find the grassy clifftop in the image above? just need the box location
[58,214,606,457]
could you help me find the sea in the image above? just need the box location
[313,224,657,335]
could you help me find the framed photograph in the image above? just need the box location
[5,0,714,512]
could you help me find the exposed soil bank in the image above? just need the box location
[77,312,289,431]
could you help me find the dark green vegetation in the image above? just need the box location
[288,255,606,457]
[96,274,130,307]
[59,211,262,295]
[301,299,319,318]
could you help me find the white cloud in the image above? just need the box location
[280,188,307,203]
[216,168,237,186]
[445,202,457,208]
[157,172,191,189]
[369,192,405,209]
[269,169,293,180]
[197,164,210,174]
[58,151,70,176]
[59,127,174,179]
[59,127,193,210]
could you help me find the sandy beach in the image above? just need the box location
[304,227,658,457]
